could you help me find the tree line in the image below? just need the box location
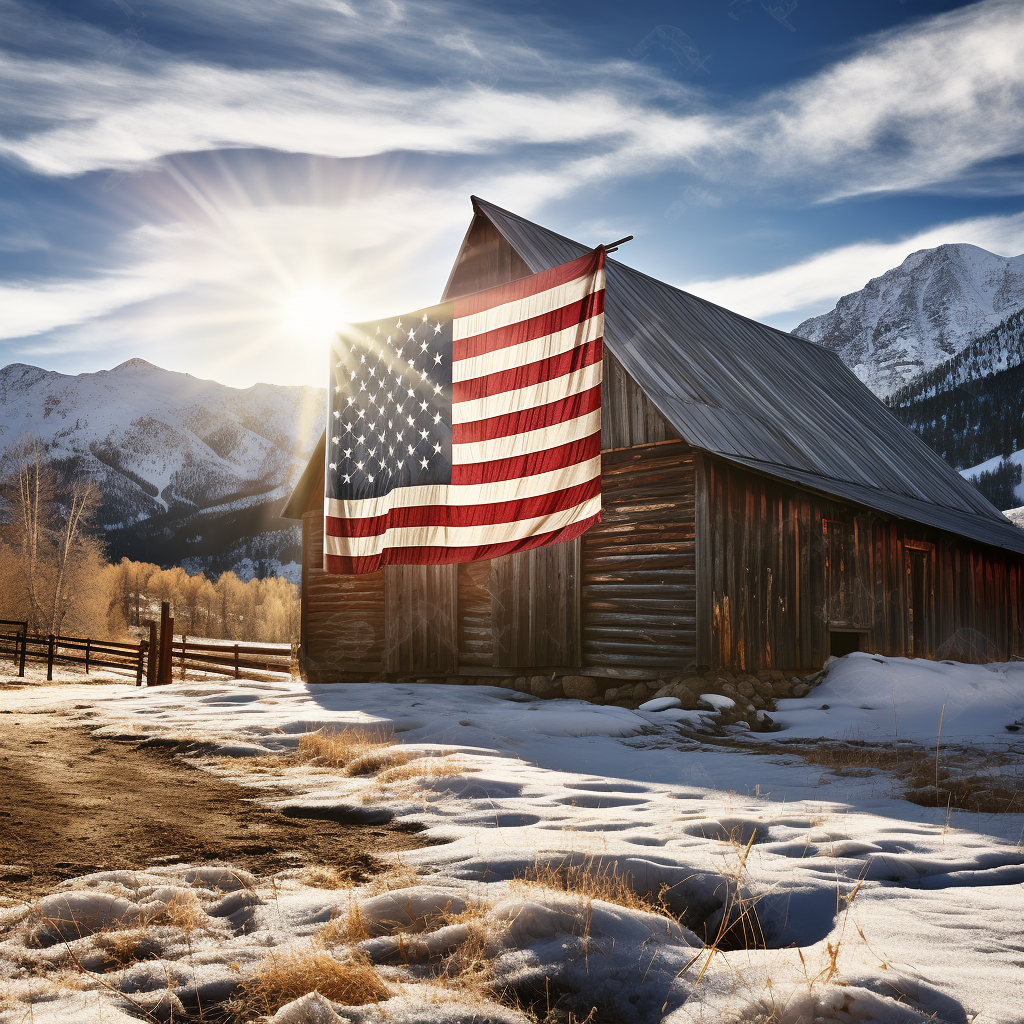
[0,440,299,641]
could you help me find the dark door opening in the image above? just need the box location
[829,631,863,658]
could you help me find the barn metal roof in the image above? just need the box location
[470,196,1024,557]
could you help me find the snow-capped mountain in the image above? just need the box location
[793,243,1024,397]
[0,359,326,576]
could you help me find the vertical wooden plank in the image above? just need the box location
[385,563,458,673]
[694,453,712,668]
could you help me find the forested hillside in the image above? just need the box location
[884,307,1024,470]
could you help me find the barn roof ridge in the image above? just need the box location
[468,195,1024,557]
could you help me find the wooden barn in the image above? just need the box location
[283,197,1024,683]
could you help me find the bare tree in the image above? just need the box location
[49,480,100,636]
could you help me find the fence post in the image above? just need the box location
[47,634,54,681]
[143,620,157,685]
[85,638,91,675]
[158,602,172,686]
[18,630,26,678]
[180,634,187,680]
[136,642,145,687]
[234,644,240,679]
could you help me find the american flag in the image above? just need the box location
[323,249,606,574]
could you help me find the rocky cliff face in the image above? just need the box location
[794,243,1024,397]
[0,359,326,578]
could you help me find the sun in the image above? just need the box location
[282,285,348,347]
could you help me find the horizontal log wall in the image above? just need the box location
[301,510,385,680]
[582,441,697,674]
[705,459,1024,670]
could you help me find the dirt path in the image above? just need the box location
[0,706,428,899]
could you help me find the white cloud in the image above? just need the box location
[1,0,1022,200]
[681,211,1024,323]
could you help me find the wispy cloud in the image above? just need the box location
[681,211,1024,326]
[1,0,1022,200]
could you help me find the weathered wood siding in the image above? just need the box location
[491,539,582,668]
[301,510,385,680]
[442,214,532,300]
[601,351,676,449]
[384,564,458,673]
[704,459,1024,669]
[582,441,697,674]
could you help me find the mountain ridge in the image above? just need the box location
[794,243,1024,397]
[0,359,327,578]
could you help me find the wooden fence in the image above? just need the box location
[0,618,293,686]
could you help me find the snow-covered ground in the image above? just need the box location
[2,653,1023,1023]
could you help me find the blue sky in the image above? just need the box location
[1,0,1022,389]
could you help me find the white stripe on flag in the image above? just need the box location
[324,494,602,556]
[452,269,606,340]
[452,314,603,383]
[325,456,602,519]
[451,410,601,464]
[451,359,603,424]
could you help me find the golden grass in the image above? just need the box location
[152,891,209,934]
[237,946,390,1016]
[296,726,395,770]
[359,862,420,896]
[299,866,356,891]
[780,740,1023,814]
[317,901,369,947]
[377,756,464,785]
[511,856,662,915]
[345,748,411,777]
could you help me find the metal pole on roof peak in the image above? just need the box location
[601,235,633,254]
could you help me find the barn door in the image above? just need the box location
[905,544,933,658]
[384,564,458,673]
[491,540,581,668]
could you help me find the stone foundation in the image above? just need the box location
[318,664,832,733]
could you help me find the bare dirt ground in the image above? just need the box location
[0,702,428,900]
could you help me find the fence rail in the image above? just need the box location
[0,625,293,685]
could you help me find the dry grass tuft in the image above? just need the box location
[779,740,1023,814]
[237,945,390,1016]
[296,726,395,770]
[345,747,411,777]
[317,901,369,947]
[377,756,464,785]
[511,856,657,914]
[359,862,421,896]
[300,866,356,891]
[92,929,160,969]
[153,891,209,934]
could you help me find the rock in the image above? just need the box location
[514,676,530,693]
[792,683,809,697]
[670,684,695,706]
[561,675,599,700]
[699,692,736,711]
[498,677,517,689]
[772,680,792,697]
[639,696,682,713]
[751,695,765,708]
[603,686,626,701]
[737,680,755,698]
[632,682,651,701]
[653,684,673,699]
[530,675,561,699]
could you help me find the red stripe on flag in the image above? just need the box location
[453,291,604,361]
[453,338,603,403]
[450,432,600,485]
[323,512,601,574]
[325,477,601,538]
[451,384,602,444]
[452,249,604,319]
